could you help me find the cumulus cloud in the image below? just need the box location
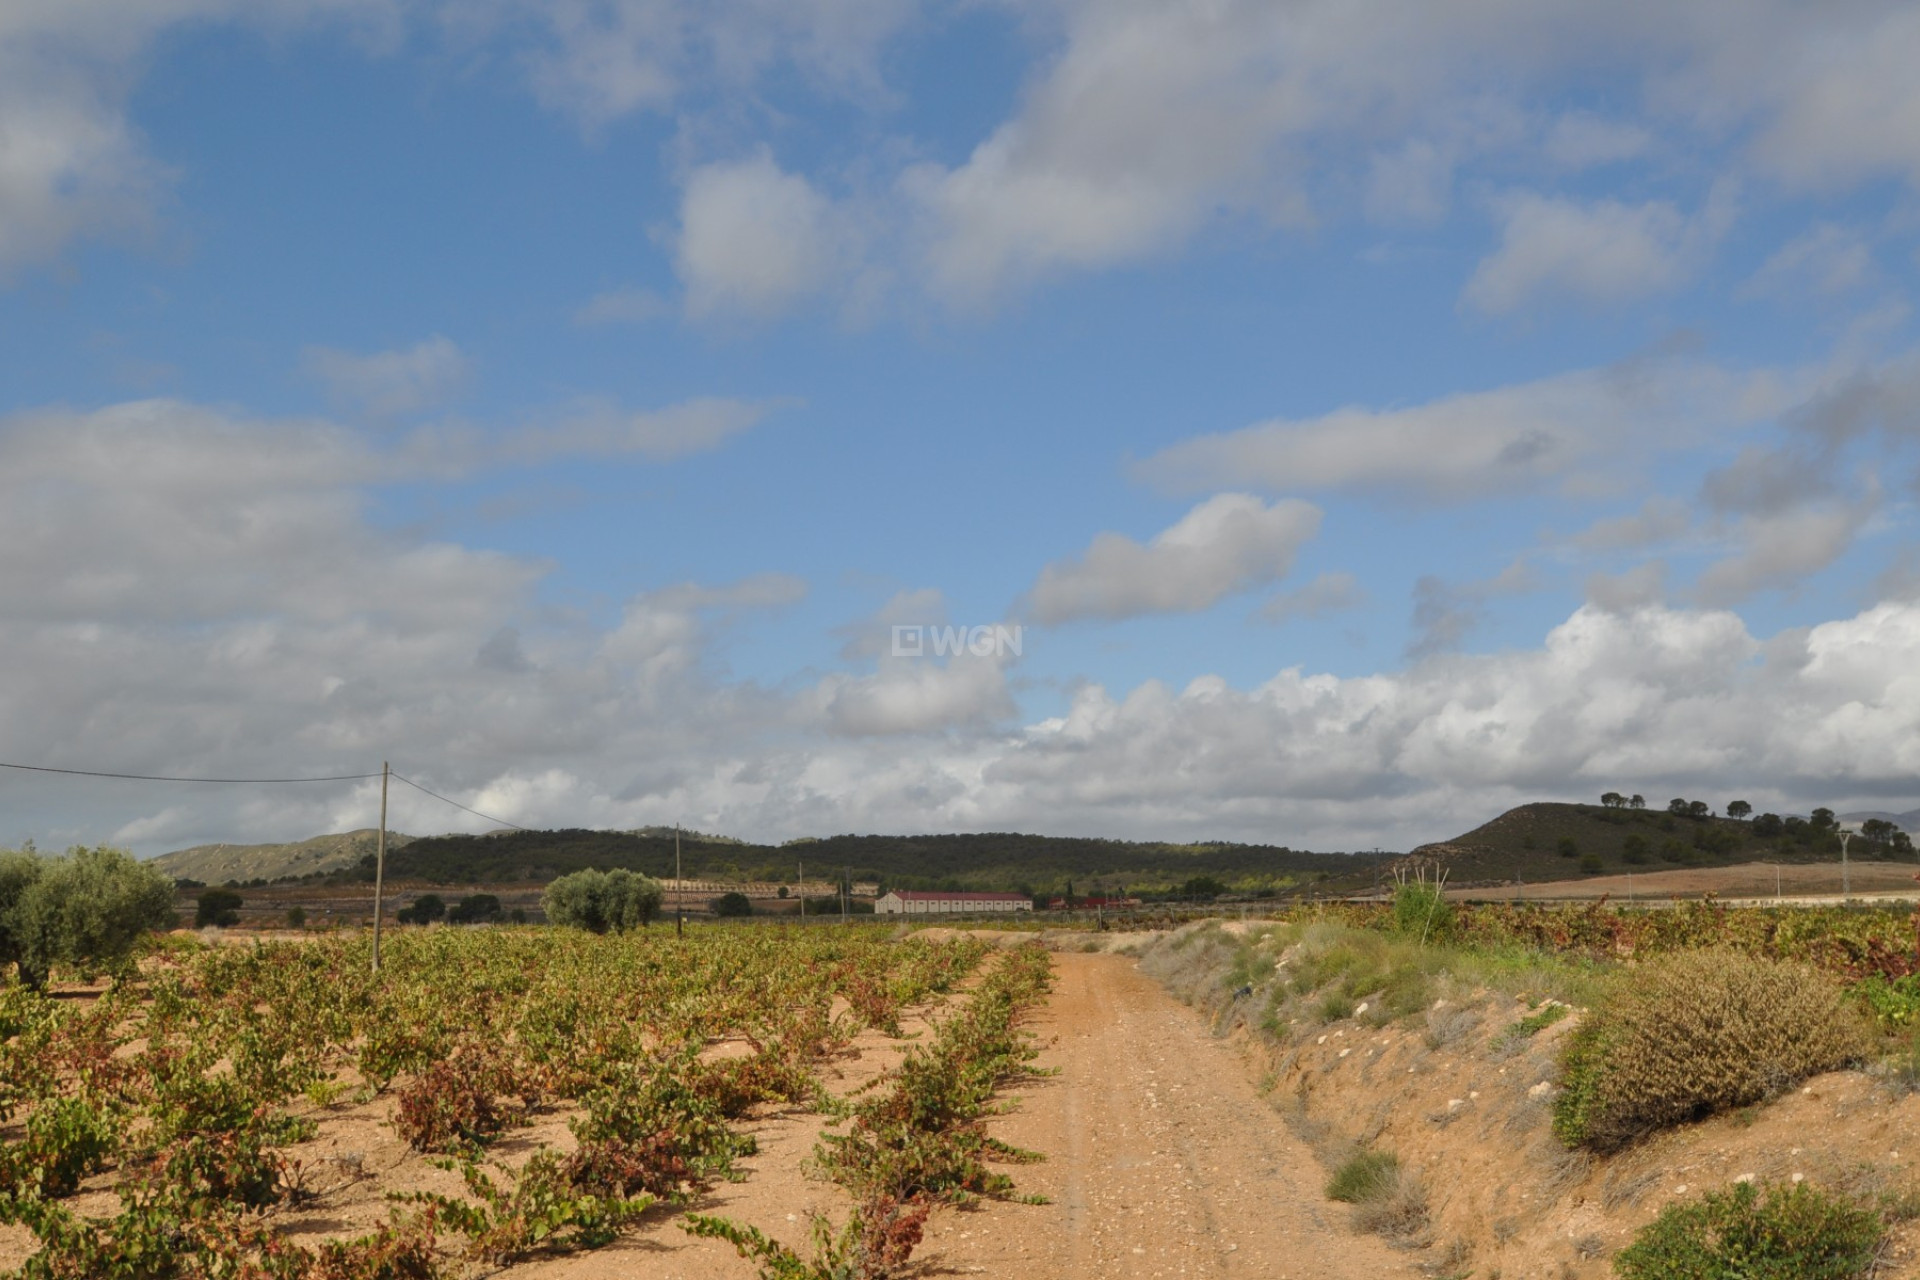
[820,653,1016,737]
[977,601,1920,848]
[18,1,1920,304]
[1462,190,1727,314]
[7,407,1920,857]
[676,153,847,320]
[302,336,472,417]
[1022,495,1321,624]
[1137,356,1779,502]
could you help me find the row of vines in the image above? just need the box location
[0,925,1002,1278]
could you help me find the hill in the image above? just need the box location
[1840,808,1920,832]
[326,827,1384,896]
[151,829,416,885]
[1385,800,1911,890]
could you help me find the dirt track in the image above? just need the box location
[909,950,1406,1279]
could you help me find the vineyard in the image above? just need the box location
[0,926,1053,1279]
[1293,896,1920,1021]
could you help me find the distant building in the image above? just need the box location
[874,890,1033,915]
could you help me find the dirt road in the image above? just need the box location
[909,950,1409,1279]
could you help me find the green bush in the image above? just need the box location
[1614,1180,1882,1280]
[1325,1148,1429,1246]
[709,892,753,918]
[1,846,177,988]
[542,868,664,933]
[396,893,447,925]
[1554,951,1869,1152]
[1390,878,1453,944]
[1579,852,1605,874]
[447,893,502,924]
[1326,1149,1400,1202]
[1622,834,1651,864]
[1852,973,1920,1033]
[195,887,244,928]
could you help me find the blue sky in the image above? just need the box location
[4,1,1920,853]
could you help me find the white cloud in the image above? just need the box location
[676,153,847,321]
[302,336,472,417]
[6,406,1920,856]
[1023,495,1321,624]
[1137,356,1781,502]
[1462,191,1723,314]
[820,653,1015,737]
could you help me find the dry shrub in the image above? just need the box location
[1423,1005,1481,1050]
[1326,1148,1431,1249]
[1554,950,1871,1152]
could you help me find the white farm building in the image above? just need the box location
[875,890,1033,915]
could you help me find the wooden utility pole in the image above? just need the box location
[372,761,389,974]
[675,824,684,938]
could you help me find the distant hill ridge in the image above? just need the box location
[150,829,416,884]
[1395,800,1914,889]
[155,825,1386,894]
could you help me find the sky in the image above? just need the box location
[4,0,1920,855]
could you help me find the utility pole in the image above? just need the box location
[1839,829,1853,900]
[372,761,388,974]
[842,866,849,924]
[675,824,684,938]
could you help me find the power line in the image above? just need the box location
[0,756,530,833]
[391,772,532,831]
[0,760,382,784]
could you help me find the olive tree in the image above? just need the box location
[541,868,664,933]
[0,847,177,989]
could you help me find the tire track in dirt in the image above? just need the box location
[913,950,1410,1279]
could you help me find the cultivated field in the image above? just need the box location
[8,897,1920,1278]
